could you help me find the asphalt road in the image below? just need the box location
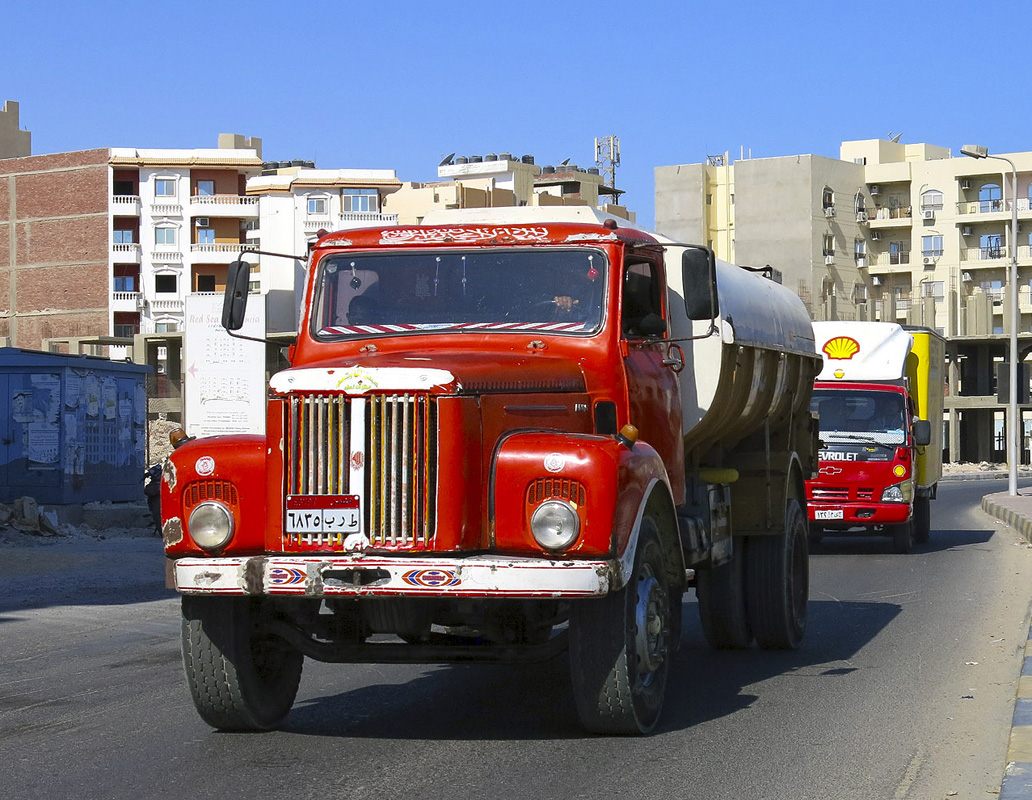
[2,480,1031,800]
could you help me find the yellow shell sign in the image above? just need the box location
[822,336,860,360]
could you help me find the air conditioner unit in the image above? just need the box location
[825,254,835,265]
[856,211,868,223]
[195,217,210,227]
[824,207,836,218]
[871,231,880,241]
[872,276,883,286]
[921,210,934,220]
[923,256,935,266]
[961,179,972,190]
[856,257,867,268]
[962,226,973,236]
[962,271,973,282]
[870,185,881,195]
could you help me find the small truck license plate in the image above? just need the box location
[815,509,844,520]
[286,495,361,534]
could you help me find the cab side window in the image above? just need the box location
[622,259,663,337]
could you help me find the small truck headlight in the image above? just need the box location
[880,483,906,503]
[188,501,235,550]
[530,500,580,550]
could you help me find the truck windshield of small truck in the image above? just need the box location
[313,248,607,338]
[810,389,907,447]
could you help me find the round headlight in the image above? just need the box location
[530,500,580,550]
[188,501,235,550]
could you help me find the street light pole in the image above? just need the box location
[962,145,1020,496]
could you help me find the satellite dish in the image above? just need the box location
[889,132,903,143]
[439,152,456,166]
[558,157,571,166]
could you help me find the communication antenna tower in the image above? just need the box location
[594,135,621,191]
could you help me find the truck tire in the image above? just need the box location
[181,595,304,731]
[891,520,914,554]
[745,499,808,650]
[569,518,676,734]
[913,496,931,544]
[696,536,752,649]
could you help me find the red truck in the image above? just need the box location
[806,322,944,553]
[161,208,820,734]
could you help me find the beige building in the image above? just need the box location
[0,101,30,159]
[656,138,1032,464]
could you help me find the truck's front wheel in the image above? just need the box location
[181,596,304,731]
[569,519,677,734]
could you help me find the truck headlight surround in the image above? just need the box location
[530,500,580,550]
[188,501,235,550]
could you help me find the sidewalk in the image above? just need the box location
[982,488,1032,798]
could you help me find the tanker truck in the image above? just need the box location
[806,321,944,553]
[161,207,821,735]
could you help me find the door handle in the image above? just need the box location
[662,343,685,373]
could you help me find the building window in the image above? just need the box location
[921,190,943,211]
[154,321,179,333]
[980,183,1002,213]
[922,281,945,299]
[155,227,176,246]
[854,192,866,214]
[155,274,177,293]
[196,275,217,292]
[197,180,214,196]
[197,228,215,244]
[822,187,834,209]
[822,234,835,256]
[852,282,867,304]
[308,196,328,215]
[890,241,910,265]
[705,194,712,205]
[922,235,944,257]
[113,229,135,244]
[155,178,176,197]
[114,324,137,338]
[113,275,136,292]
[981,233,1003,259]
[854,239,866,260]
[342,188,379,213]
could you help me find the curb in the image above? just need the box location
[982,496,1032,544]
[1001,625,1032,798]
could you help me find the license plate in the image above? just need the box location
[286,496,361,534]
[815,509,844,520]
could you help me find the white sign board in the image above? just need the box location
[184,294,266,437]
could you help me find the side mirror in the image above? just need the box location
[912,418,931,447]
[221,260,251,331]
[682,246,718,321]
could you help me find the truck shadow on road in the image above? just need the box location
[276,598,899,739]
[809,527,994,556]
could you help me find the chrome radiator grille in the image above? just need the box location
[286,393,437,549]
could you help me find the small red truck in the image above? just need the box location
[161,208,820,734]
[806,322,944,553]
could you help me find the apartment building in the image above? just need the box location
[0,134,262,352]
[656,138,1032,464]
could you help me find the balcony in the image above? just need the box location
[111,195,140,215]
[339,211,399,225]
[111,291,142,312]
[189,243,255,263]
[871,252,912,268]
[190,195,259,218]
[868,206,912,228]
[111,243,141,263]
[961,246,1010,264]
[150,298,185,313]
[150,203,183,217]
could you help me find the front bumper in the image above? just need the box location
[808,502,911,528]
[173,553,614,598]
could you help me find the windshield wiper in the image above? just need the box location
[820,432,900,446]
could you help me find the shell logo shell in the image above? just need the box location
[823,336,861,360]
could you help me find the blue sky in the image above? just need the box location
[4,0,1032,228]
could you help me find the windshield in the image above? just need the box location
[810,389,907,446]
[313,248,606,338]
